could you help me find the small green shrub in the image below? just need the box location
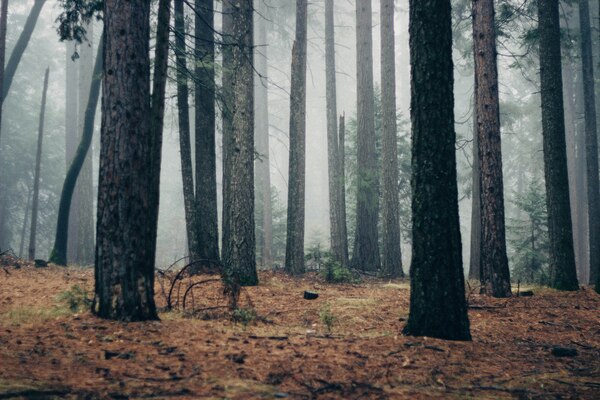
[319,302,336,334]
[57,285,92,312]
[231,307,257,328]
[321,254,360,284]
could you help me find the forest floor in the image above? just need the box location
[0,255,599,399]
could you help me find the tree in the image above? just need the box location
[578,0,600,289]
[285,0,308,276]
[537,0,579,291]
[338,113,349,263]
[28,67,49,260]
[221,0,258,287]
[65,40,79,264]
[402,0,471,341]
[380,0,403,278]
[49,41,102,266]
[472,0,511,297]
[194,0,220,271]
[468,124,481,281]
[352,0,380,272]
[94,0,169,320]
[0,0,8,142]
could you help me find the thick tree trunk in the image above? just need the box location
[402,0,471,341]
[473,0,511,298]
[221,0,258,286]
[194,0,220,271]
[537,0,579,291]
[338,114,349,262]
[49,42,102,266]
[578,0,600,289]
[94,1,158,320]
[380,0,403,278]
[254,0,273,269]
[468,114,481,281]
[285,0,308,276]
[174,0,199,264]
[28,67,49,260]
[352,0,380,271]
[65,41,79,264]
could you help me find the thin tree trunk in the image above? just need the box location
[0,0,8,143]
[403,0,471,341]
[221,0,258,287]
[578,0,600,288]
[380,0,403,278]
[285,0,308,276]
[468,113,481,280]
[537,0,579,291]
[472,0,511,298]
[49,42,102,266]
[339,113,349,262]
[194,0,220,271]
[174,0,199,264]
[352,0,380,271]
[65,41,79,264]
[19,187,31,258]
[28,67,49,260]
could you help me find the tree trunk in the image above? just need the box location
[380,0,403,278]
[254,0,273,269]
[49,41,102,266]
[19,187,32,258]
[285,0,308,276]
[472,0,511,298]
[339,113,349,262]
[402,0,471,341]
[28,67,49,260]
[221,0,258,286]
[351,0,380,272]
[94,1,158,320]
[0,0,8,143]
[537,0,579,291]
[174,0,199,264]
[578,0,600,289]
[468,112,481,281]
[193,0,220,272]
[325,0,344,266]
[65,41,79,264]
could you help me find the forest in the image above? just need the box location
[0,0,599,398]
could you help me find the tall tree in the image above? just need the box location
[352,0,380,271]
[468,124,481,281]
[0,0,8,142]
[173,0,199,263]
[403,0,471,341]
[285,0,308,276]
[537,0,579,291]
[221,0,258,286]
[94,0,169,320]
[472,0,511,297]
[28,67,49,260]
[254,0,273,269]
[578,0,600,288]
[380,0,403,278]
[194,0,220,271]
[49,41,102,266]
[339,113,349,260]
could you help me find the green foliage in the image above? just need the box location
[320,253,360,284]
[318,302,336,334]
[57,285,92,312]
[56,0,103,43]
[231,307,257,328]
[255,186,287,266]
[508,181,550,285]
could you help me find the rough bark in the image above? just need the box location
[285,0,308,276]
[254,0,273,269]
[174,0,199,263]
[468,114,481,281]
[94,1,158,320]
[537,0,579,291]
[49,42,102,266]
[351,0,380,271]
[28,67,49,260]
[472,0,511,297]
[65,41,79,264]
[578,0,600,288]
[402,0,471,341]
[380,0,403,278]
[194,0,220,271]
[221,0,258,286]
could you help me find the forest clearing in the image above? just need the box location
[0,256,599,399]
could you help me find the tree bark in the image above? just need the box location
[0,0,8,143]
[28,67,49,260]
[49,41,102,266]
[174,0,199,264]
[578,0,600,289]
[537,0,579,291]
[193,0,220,271]
[472,0,511,297]
[339,113,349,262]
[285,0,308,276]
[352,0,380,272]
[94,0,158,320]
[380,0,403,278]
[19,187,31,258]
[221,0,258,286]
[402,0,471,341]
[468,113,481,281]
